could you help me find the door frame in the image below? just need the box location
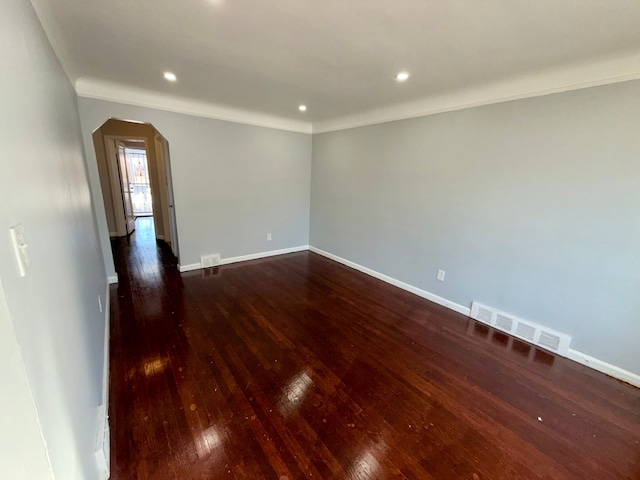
[104,135,149,237]
[116,140,136,235]
[155,134,180,261]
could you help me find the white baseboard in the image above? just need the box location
[107,275,118,284]
[95,283,111,479]
[178,245,310,273]
[178,263,201,273]
[309,246,470,316]
[94,403,109,480]
[175,244,640,388]
[101,284,110,407]
[568,349,640,388]
[309,245,640,389]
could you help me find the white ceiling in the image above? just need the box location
[32,0,640,132]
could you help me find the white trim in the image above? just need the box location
[308,246,470,316]
[178,263,201,273]
[176,244,640,388]
[156,235,165,240]
[470,301,572,357]
[178,245,309,273]
[101,283,110,407]
[105,135,146,236]
[568,349,640,389]
[220,245,309,266]
[107,275,118,284]
[104,138,127,237]
[95,283,111,480]
[74,54,640,136]
[76,78,312,134]
[312,53,640,133]
[94,403,109,480]
[309,246,640,388]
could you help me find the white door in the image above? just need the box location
[116,141,136,235]
[163,138,179,259]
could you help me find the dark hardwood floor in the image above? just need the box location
[109,218,640,479]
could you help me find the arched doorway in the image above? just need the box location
[91,118,180,262]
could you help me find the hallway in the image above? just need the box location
[110,217,174,287]
[108,219,640,479]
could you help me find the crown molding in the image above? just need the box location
[312,52,640,134]
[76,51,640,136]
[75,78,313,134]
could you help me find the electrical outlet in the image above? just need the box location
[98,295,103,313]
[437,269,446,282]
[267,233,272,241]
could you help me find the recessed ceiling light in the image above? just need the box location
[163,72,177,82]
[299,105,307,112]
[396,71,410,82]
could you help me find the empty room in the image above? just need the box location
[1,0,640,479]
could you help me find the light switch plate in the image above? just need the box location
[9,224,29,277]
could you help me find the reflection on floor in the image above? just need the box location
[108,226,640,479]
[111,217,172,288]
[133,216,156,242]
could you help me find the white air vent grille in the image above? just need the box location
[538,331,561,351]
[476,307,494,323]
[200,254,221,268]
[515,322,536,341]
[495,314,514,332]
[470,302,572,357]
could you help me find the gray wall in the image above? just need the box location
[311,80,640,375]
[78,98,312,275]
[0,0,107,478]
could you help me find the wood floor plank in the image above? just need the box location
[109,218,640,479]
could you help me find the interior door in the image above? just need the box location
[162,138,179,259]
[116,141,136,235]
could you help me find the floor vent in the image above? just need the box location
[200,253,221,268]
[470,302,572,356]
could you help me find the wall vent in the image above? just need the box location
[470,302,572,356]
[515,322,536,341]
[495,314,514,331]
[476,306,494,323]
[200,253,221,268]
[538,331,561,351]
